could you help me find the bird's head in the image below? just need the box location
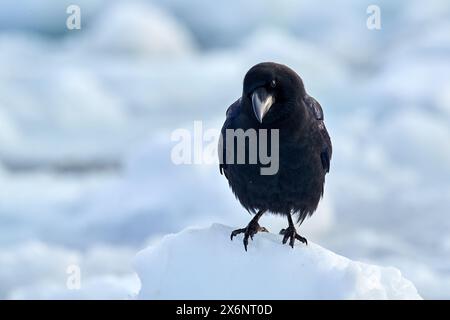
[242,62,306,124]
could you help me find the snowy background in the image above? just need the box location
[0,0,449,299]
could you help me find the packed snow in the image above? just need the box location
[135,224,421,300]
[0,0,449,299]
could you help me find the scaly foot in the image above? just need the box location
[231,221,268,251]
[279,226,308,248]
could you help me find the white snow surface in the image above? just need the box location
[135,224,421,300]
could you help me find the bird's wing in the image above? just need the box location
[304,95,332,173]
[225,97,242,119]
[219,98,242,176]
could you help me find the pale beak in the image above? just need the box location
[252,87,274,123]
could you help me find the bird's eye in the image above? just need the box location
[270,80,277,88]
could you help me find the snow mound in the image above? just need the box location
[134,224,422,300]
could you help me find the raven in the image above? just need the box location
[219,62,332,250]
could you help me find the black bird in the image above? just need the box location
[219,62,332,250]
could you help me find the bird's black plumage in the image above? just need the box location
[219,62,332,250]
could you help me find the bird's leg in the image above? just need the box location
[279,213,308,248]
[230,210,268,251]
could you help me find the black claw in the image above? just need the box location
[295,234,308,245]
[243,236,249,251]
[289,235,295,248]
[230,228,245,241]
[279,226,307,248]
[282,233,288,244]
[230,220,268,251]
